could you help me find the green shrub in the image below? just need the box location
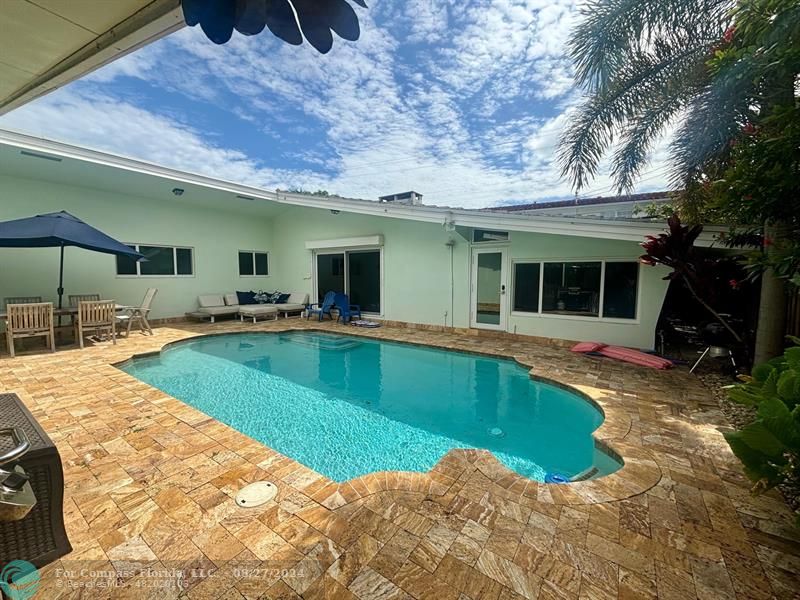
[724,337,800,523]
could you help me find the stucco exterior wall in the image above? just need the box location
[0,174,274,319]
[0,173,669,348]
[268,205,472,329]
[505,232,669,348]
[269,205,669,349]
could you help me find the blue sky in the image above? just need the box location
[0,0,671,208]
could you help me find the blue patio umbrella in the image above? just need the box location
[0,211,144,311]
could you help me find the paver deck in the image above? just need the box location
[1,319,798,599]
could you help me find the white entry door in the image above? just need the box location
[470,248,508,330]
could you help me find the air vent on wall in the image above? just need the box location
[20,150,62,162]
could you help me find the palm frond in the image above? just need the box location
[611,95,685,193]
[559,43,710,190]
[570,0,732,90]
[669,52,765,184]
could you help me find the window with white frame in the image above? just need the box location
[512,260,639,319]
[116,244,194,276]
[239,251,269,276]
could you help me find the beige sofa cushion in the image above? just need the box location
[198,294,224,308]
[223,293,239,306]
[279,304,306,312]
[285,292,309,305]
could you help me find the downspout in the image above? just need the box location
[450,240,454,327]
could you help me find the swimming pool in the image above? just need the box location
[120,332,621,482]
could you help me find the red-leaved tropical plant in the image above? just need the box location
[640,215,744,344]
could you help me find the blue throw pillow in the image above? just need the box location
[269,291,283,303]
[236,290,256,305]
[275,293,291,304]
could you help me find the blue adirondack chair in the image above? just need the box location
[306,291,336,321]
[334,292,362,323]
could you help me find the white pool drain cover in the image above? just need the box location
[235,481,277,507]
[487,427,505,438]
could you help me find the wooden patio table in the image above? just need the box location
[1,305,135,347]
[0,304,133,320]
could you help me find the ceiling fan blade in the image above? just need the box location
[326,0,360,42]
[235,0,267,36]
[183,0,366,51]
[198,0,236,44]
[265,0,303,45]
[181,0,208,26]
[291,0,334,54]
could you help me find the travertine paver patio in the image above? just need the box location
[1,319,799,599]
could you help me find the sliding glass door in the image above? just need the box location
[316,249,381,313]
[316,254,345,302]
[348,250,381,313]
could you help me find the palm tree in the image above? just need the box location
[558,0,800,362]
[557,0,736,191]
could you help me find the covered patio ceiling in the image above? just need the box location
[0,0,184,115]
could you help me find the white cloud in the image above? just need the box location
[0,0,673,208]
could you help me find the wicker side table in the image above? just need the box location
[0,393,71,567]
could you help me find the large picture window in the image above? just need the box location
[543,262,601,316]
[512,260,639,320]
[116,244,194,277]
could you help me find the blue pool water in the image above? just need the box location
[120,332,621,482]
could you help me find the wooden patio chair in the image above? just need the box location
[4,296,43,308]
[117,288,157,336]
[5,303,55,358]
[68,294,100,325]
[68,294,100,307]
[74,300,116,349]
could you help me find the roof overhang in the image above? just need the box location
[0,129,727,246]
[0,0,184,115]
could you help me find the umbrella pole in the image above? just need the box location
[57,244,64,328]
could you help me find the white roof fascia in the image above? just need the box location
[0,130,725,246]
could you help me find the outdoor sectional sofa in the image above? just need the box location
[187,292,309,323]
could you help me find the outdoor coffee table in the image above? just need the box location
[238,304,279,323]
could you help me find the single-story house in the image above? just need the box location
[0,129,722,349]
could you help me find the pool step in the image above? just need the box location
[279,333,362,351]
[570,466,600,482]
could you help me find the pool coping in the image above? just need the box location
[111,327,660,506]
